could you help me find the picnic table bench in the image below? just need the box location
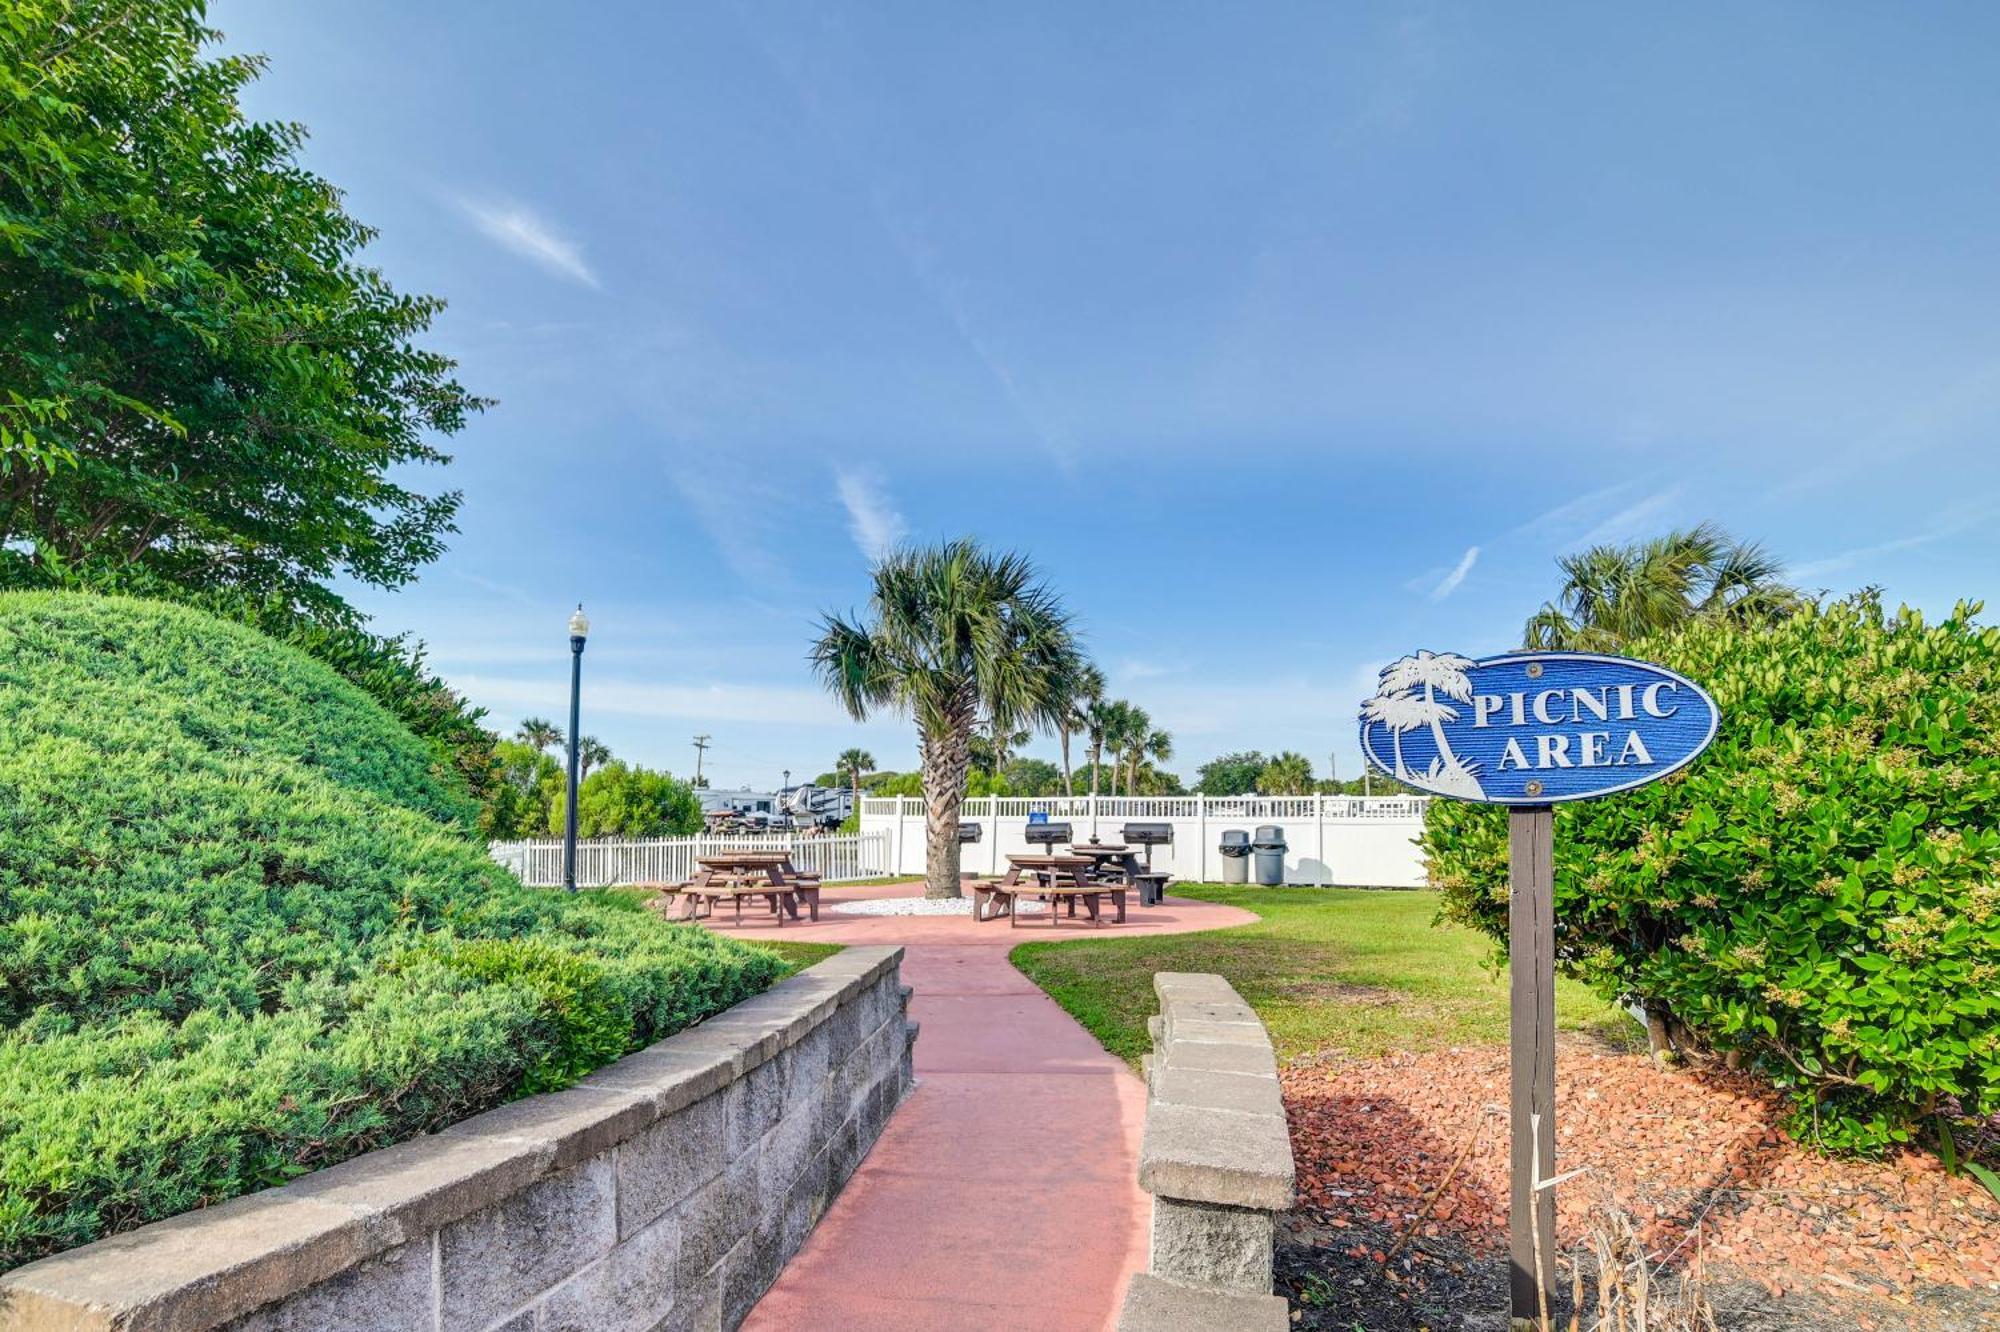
[975,854,1128,927]
[648,851,822,924]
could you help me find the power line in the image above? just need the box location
[691,734,711,786]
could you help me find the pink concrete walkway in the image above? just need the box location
[724,881,1257,1332]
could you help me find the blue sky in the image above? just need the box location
[216,2,2000,790]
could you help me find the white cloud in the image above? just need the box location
[1789,508,1996,582]
[1429,545,1480,600]
[834,471,906,562]
[456,674,842,726]
[1507,480,1642,542]
[456,197,599,287]
[671,469,791,584]
[1116,658,1173,682]
[1573,485,1684,548]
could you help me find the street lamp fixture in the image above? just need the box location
[563,604,589,891]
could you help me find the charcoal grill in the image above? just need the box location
[1023,821,1073,849]
[957,821,982,844]
[1120,822,1173,870]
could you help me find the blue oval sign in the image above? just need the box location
[1357,650,1719,805]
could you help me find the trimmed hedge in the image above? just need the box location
[0,594,782,1267]
[1425,595,2000,1153]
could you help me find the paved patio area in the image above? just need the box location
[717,879,1258,1331]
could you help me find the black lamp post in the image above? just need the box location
[562,604,590,891]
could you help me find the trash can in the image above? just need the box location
[1218,829,1251,883]
[1252,824,1287,886]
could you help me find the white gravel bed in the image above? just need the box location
[829,895,1046,917]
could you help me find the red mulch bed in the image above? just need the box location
[1283,1044,2000,1318]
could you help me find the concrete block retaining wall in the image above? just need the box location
[0,947,916,1332]
[1119,972,1295,1331]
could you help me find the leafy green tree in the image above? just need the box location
[0,1,483,619]
[1258,751,1315,794]
[1523,523,1799,650]
[550,761,702,838]
[482,740,560,840]
[811,539,1083,898]
[1195,751,1268,795]
[1430,593,2000,1155]
[1000,757,1063,796]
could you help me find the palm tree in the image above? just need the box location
[836,747,875,816]
[1143,728,1173,791]
[1119,709,1158,795]
[575,736,611,783]
[517,717,562,752]
[973,723,1030,776]
[1056,663,1105,796]
[1259,751,1313,794]
[1093,700,1143,796]
[811,539,1083,899]
[1082,695,1120,797]
[1523,523,1799,649]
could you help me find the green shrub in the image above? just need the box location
[0,561,501,812]
[0,593,783,1268]
[1426,594,2000,1154]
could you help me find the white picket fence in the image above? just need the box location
[859,794,1431,887]
[489,832,892,888]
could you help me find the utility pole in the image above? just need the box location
[692,734,710,787]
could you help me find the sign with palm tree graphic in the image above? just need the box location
[1357,646,1720,1323]
[1358,650,1718,804]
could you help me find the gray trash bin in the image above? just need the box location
[1252,824,1287,886]
[1218,829,1251,884]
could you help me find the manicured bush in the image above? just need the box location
[0,593,784,1268]
[1426,594,2000,1154]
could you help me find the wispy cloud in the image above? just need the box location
[1507,480,1643,542]
[456,674,840,726]
[834,471,906,563]
[1789,506,1998,582]
[1573,485,1684,548]
[455,197,599,287]
[1430,545,1480,600]
[671,469,790,585]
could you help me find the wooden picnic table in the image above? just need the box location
[1001,853,1096,886]
[676,851,822,921]
[976,855,1126,926]
[677,877,801,926]
[1064,843,1169,905]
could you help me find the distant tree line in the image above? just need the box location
[483,719,702,840]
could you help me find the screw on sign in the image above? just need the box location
[1358,649,1719,1327]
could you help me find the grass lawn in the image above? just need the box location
[1010,885,1638,1069]
[751,940,846,974]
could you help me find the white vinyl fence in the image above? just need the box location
[859,794,1430,887]
[489,831,891,888]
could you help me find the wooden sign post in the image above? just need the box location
[1508,805,1557,1325]
[1358,650,1719,1329]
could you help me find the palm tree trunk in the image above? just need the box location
[1059,725,1073,796]
[1089,743,1101,797]
[920,724,971,899]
